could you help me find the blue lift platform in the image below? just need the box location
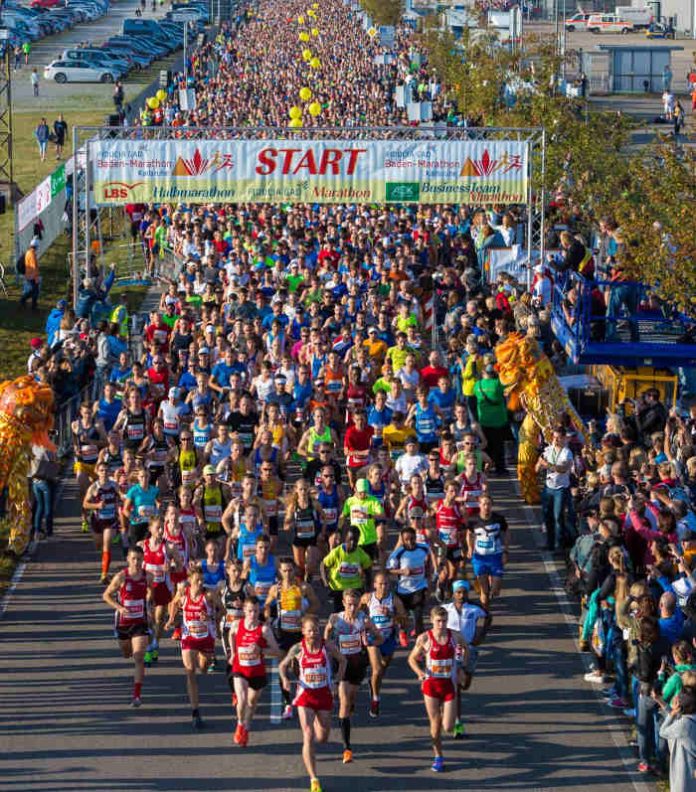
[550,272,696,367]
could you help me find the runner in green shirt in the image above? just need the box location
[320,526,373,611]
[339,479,385,560]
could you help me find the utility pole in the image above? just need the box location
[0,27,16,263]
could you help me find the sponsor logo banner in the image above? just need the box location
[90,139,528,206]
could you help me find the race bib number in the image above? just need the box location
[188,619,209,639]
[138,504,155,519]
[323,507,337,524]
[338,562,359,580]
[148,564,166,584]
[430,659,453,678]
[238,646,261,666]
[280,610,301,632]
[338,632,361,655]
[304,669,327,688]
[123,599,144,620]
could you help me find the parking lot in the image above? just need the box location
[9,0,177,109]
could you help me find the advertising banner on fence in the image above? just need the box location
[89,138,529,206]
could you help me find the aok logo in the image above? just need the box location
[102,182,143,200]
[386,182,420,202]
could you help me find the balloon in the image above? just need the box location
[308,101,321,117]
[299,86,312,101]
[156,89,167,102]
[311,27,319,36]
[310,57,321,69]
[307,8,316,17]
[312,2,319,7]
[147,97,159,109]
[289,105,302,120]
[299,31,309,42]
[297,14,305,23]
[289,118,303,128]
[302,48,312,61]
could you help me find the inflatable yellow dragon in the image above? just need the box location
[0,376,55,556]
[496,333,585,504]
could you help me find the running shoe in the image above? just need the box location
[431,757,444,773]
[172,626,182,641]
[130,696,142,708]
[637,762,652,773]
[206,658,217,674]
[607,697,630,710]
[583,669,607,684]
[233,723,243,745]
[99,574,109,585]
[192,711,204,730]
[239,725,249,746]
[623,708,637,719]
[579,639,591,652]
[281,705,294,720]
[398,630,409,648]
[601,687,618,698]
[81,519,89,533]
[342,749,353,764]
[369,700,379,719]
[143,651,153,667]
[151,648,159,663]
[453,721,465,739]
[309,780,322,792]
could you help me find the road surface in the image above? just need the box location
[0,476,652,792]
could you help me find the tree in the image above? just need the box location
[360,0,403,27]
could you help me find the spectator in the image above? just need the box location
[19,239,40,311]
[22,40,30,65]
[537,426,575,552]
[31,68,39,98]
[34,118,49,162]
[659,687,696,791]
[472,359,509,475]
[53,114,68,160]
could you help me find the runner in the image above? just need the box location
[122,467,160,550]
[265,556,320,718]
[338,478,385,565]
[72,401,107,532]
[324,588,383,764]
[283,478,325,582]
[433,480,466,599]
[321,526,373,612]
[242,533,277,609]
[83,460,121,583]
[165,567,219,728]
[228,597,282,746]
[315,464,343,549]
[140,517,176,666]
[467,493,509,610]
[387,525,432,642]
[360,571,407,718]
[279,615,347,792]
[257,460,284,553]
[102,546,152,707]
[408,605,470,772]
[444,579,492,738]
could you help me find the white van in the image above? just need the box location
[587,13,634,33]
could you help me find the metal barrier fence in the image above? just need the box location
[53,385,91,458]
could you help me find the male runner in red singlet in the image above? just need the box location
[103,546,152,707]
[165,567,219,729]
[279,615,347,792]
[408,605,469,773]
[228,597,282,746]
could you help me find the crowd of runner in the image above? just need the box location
[22,0,696,788]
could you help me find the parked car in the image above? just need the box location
[587,13,634,33]
[564,12,591,31]
[30,0,65,8]
[61,47,130,72]
[44,59,117,82]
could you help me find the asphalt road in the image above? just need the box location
[0,473,654,792]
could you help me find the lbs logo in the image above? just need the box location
[102,182,143,200]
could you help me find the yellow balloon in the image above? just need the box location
[302,48,312,61]
[310,57,321,69]
[147,96,160,109]
[311,27,319,36]
[307,8,316,17]
[289,105,303,120]
[299,31,309,42]
[299,86,312,101]
[297,14,305,24]
[312,2,319,7]
[156,89,167,102]
[308,101,321,117]
[289,118,303,128]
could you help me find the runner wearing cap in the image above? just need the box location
[445,577,492,733]
[339,478,385,563]
[194,464,229,549]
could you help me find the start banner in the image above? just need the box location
[89,138,529,206]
